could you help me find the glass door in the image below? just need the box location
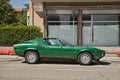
[92,15,119,45]
[47,10,78,45]
[82,10,120,46]
[82,15,92,45]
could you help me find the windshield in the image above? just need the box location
[58,39,73,46]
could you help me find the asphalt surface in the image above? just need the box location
[0,54,120,80]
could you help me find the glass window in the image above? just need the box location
[47,15,72,21]
[82,23,91,27]
[82,13,119,46]
[58,40,67,46]
[48,25,77,45]
[43,39,60,46]
[48,22,78,25]
[93,15,119,21]
[47,10,78,45]
[47,10,78,14]
[82,15,91,21]
[93,22,119,25]
[93,25,119,45]
[47,14,78,21]
[73,14,78,21]
[58,39,72,46]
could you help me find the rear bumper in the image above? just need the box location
[14,50,24,57]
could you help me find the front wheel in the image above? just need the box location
[78,52,92,65]
[25,51,39,64]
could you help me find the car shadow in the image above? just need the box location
[90,61,111,66]
[22,59,111,66]
[22,59,77,65]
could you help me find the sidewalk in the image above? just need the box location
[101,53,120,61]
[93,46,120,54]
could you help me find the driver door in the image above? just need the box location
[42,38,75,58]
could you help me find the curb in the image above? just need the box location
[106,52,116,54]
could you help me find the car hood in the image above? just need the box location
[69,46,104,52]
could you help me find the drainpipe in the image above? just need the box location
[32,3,34,26]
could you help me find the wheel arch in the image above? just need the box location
[24,49,40,57]
[77,51,93,59]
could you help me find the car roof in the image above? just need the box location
[43,38,59,39]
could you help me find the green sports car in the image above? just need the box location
[14,38,105,65]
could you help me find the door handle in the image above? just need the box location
[46,46,49,48]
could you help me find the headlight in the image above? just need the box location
[102,51,105,57]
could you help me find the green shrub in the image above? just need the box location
[0,26,43,46]
[0,23,26,27]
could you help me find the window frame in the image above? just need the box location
[43,38,61,46]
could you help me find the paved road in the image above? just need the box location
[0,55,120,80]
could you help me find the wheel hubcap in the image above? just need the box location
[80,54,90,64]
[27,53,36,63]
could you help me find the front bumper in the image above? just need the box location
[93,50,105,60]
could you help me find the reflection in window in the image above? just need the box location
[82,14,119,45]
[47,15,78,21]
[44,39,60,46]
[47,10,78,45]
[93,22,119,25]
[82,15,91,21]
[48,22,78,25]
[47,10,78,25]
[47,15,71,21]
[93,15,119,21]
[82,23,91,27]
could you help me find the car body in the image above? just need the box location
[14,38,105,65]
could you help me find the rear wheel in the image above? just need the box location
[78,52,92,65]
[25,51,39,64]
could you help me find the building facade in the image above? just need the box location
[29,0,120,46]
[27,0,44,32]
[14,8,23,20]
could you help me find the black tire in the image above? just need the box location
[25,51,39,64]
[78,52,92,65]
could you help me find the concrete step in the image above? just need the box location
[93,46,120,54]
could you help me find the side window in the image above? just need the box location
[44,39,60,46]
[44,39,51,45]
[58,40,67,46]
